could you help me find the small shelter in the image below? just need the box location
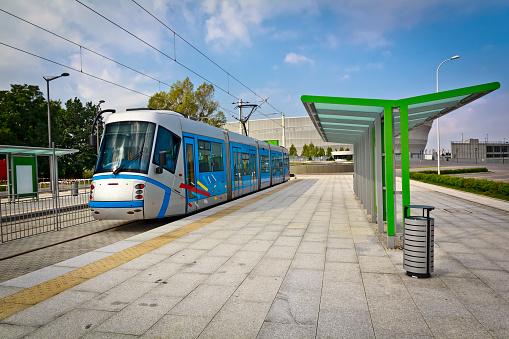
[302,82,500,247]
[0,145,78,200]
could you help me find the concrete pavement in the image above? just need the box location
[0,174,508,338]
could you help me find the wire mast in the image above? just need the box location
[232,98,269,136]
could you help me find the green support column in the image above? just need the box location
[383,105,396,247]
[399,105,411,219]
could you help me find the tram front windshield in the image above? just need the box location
[95,121,155,174]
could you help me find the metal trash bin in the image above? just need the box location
[71,181,79,196]
[403,205,435,278]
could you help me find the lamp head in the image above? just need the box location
[61,72,70,77]
[451,55,460,60]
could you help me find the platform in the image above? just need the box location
[1,174,509,338]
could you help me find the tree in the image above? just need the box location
[148,77,226,127]
[0,84,51,147]
[54,98,103,178]
[327,146,332,157]
[317,147,325,157]
[308,142,315,157]
[301,144,309,157]
[339,146,344,151]
[289,144,297,156]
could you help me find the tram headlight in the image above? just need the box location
[135,184,145,189]
[135,195,143,199]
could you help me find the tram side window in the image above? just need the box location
[242,153,250,175]
[152,126,180,173]
[212,142,224,171]
[198,140,212,172]
[261,155,269,173]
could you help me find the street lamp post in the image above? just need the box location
[436,55,460,175]
[43,72,69,195]
[96,100,105,154]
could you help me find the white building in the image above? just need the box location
[224,116,351,155]
[224,116,431,158]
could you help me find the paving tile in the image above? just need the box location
[3,290,98,327]
[0,324,37,339]
[0,266,75,288]
[290,252,325,270]
[94,294,180,335]
[140,314,210,338]
[257,322,316,339]
[163,248,207,264]
[465,303,509,332]
[116,253,167,270]
[251,258,292,278]
[169,284,236,318]
[407,286,473,318]
[425,315,491,339]
[233,275,283,303]
[150,272,208,298]
[204,262,252,286]
[53,252,113,268]
[24,308,114,339]
[323,262,362,284]
[265,289,321,325]
[74,268,142,293]
[325,247,358,263]
[279,268,323,292]
[264,245,298,260]
[316,308,374,338]
[320,281,369,312]
[81,280,156,312]
[198,300,271,338]
[0,285,23,299]
[181,255,229,274]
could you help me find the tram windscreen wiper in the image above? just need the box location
[112,139,146,175]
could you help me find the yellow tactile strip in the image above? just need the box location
[0,180,300,320]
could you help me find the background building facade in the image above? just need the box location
[451,139,508,162]
[224,116,351,155]
[225,116,431,158]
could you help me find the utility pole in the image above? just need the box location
[238,99,243,135]
[282,112,286,147]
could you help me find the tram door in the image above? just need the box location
[184,137,197,213]
[232,147,242,196]
[250,150,257,191]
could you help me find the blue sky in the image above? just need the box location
[1,0,508,151]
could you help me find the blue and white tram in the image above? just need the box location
[89,109,290,220]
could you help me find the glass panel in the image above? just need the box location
[186,143,195,199]
[237,152,242,186]
[95,121,155,174]
[242,153,249,176]
[212,142,223,171]
[233,151,237,188]
[198,140,211,172]
[153,126,180,173]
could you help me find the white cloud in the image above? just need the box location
[200,0,318,48]
[340,74,350,81]
[284,53,314,66]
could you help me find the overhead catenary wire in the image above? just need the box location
[130,0,284,117]
[0,41,151,97]
[1,2,284,125]
[0,8,173,89]
[75,0,239,101]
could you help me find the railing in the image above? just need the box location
[0,186,93,243]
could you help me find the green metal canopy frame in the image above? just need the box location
[302,82,500,248]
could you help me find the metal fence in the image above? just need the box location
[0,187,93,243]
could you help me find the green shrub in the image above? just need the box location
[410,170,509,201]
